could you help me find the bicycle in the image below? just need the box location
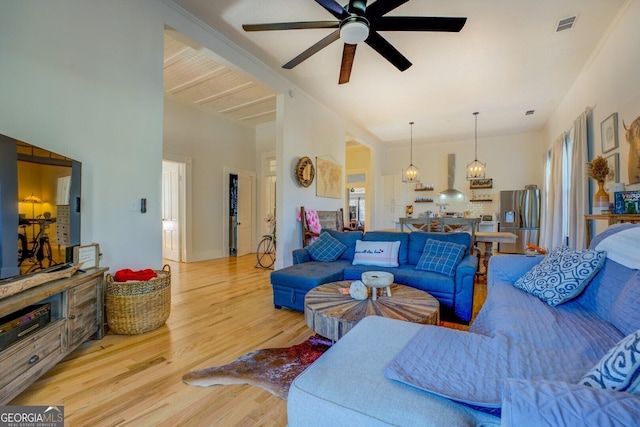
[18,213,57,273]
[255,233,276,269]
[256,214,276,269]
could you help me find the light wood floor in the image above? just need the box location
[10,255,486,426]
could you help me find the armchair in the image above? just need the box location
[300,206,345,247]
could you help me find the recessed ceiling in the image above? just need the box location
[164,29,276,127]
[168,0,628,144]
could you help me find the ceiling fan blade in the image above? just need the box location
[315,0,349,20]
[348,0,368,15]
[366,0,410,18]
[365,31,411,71]
[374,17,467,32]
[243,21,339,32]
[283,30,341,69]
[339,44,357,84]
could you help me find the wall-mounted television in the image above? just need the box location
[0,133,81,282]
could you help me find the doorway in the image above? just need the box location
[347,187,366,230]
[261,154,276,237]
[226,169,255,257]
[162,159,186,262]
[345,140,371,230]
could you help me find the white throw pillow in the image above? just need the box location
[580,328,640,395]
[352,240,401,267]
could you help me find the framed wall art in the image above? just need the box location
[73,243,101,270]
[604,153,619,183]
[624,113,640,184]
[601,112,619,153]
[469,178,492,189]
[316,157,342,199]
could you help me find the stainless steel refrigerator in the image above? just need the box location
[498,188,541,254]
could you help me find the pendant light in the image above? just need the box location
[402,121,420,183]
[466,112,486,180]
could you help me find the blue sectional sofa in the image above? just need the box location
[287,224,640,426]
[270,229,478,323]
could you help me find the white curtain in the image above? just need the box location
[540,109,592,250]
[567,109,590,249]
[540,134,566,250]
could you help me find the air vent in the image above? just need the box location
[525,110,535,116]
[556,15,577,32]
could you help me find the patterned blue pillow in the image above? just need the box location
[580,329,640,395]
[415,238,466,277]
[513,248,606,306]
[307,231,347,262]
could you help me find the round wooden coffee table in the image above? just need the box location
[304,281,440,342]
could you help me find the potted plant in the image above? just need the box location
[587,156,610,212]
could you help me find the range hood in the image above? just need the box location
[439,154,464,198]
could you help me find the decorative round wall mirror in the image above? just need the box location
[295,156,315,187]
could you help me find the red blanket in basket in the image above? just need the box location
[114,269,157,282]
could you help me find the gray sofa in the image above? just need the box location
[270,229,478,323]
[287,224,640,426]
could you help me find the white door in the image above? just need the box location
[162,161,180,261]
[236,173,253,257]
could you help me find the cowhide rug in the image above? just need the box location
[182,335,332,400]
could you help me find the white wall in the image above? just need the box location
[255,122,276,237]
[546,0,640,192]
[374,131,546,227]
[0,0,381,272]
[7,0,581,272]
[161,2,385,269]
[0,0,165,271]
[276,93,347,267]
[163,97,256,261]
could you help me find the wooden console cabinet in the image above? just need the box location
[0,268,106,404]
[584,214,640,246]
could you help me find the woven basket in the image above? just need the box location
[106,264,171,335]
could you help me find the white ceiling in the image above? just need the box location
[164,30,276,126]
[167,0,628,145]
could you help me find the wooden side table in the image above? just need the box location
[475,231,517,258]
[474,231,518,275]
[304,281,440,342]
[584,214,640,247]
[361,271,394,300]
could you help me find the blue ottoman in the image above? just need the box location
[270,260,351,311]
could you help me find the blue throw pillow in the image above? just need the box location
[513,247,606,306]
[306,231,347,262]
[415,238,466,277]
[580,328,640,395]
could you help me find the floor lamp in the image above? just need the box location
[22,193,41,240]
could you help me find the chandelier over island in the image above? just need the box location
[402,121,420,183]
[466,112,486,180]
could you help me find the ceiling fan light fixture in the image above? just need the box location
[402,121,420,183]
[340,17,369,44]
[466,112,486,180]
[243,3,467,84]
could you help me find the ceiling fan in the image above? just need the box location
[243,0,467,84]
